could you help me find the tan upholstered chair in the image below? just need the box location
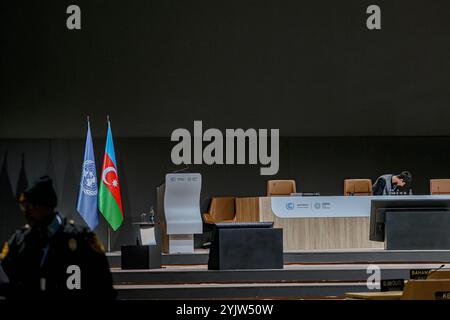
[427,270,450,280]
[430,179,450,195]
[267,180,297,196]
[344,179,373,196]
[202,197,236,224]
[401,279,450,300]
[345,279,450,300]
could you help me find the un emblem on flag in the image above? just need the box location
[81,160,97,196]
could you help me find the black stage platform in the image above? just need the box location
[107,249,450,267]
[107,249,450,300]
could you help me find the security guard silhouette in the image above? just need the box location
[0,176,116,299]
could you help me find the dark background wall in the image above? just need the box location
[2,137,450,248]
[1,0,449,138]
[1,1,450,248]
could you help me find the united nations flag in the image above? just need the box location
[76,118,99,230]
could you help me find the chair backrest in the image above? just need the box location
[430,179,450,195]
[344,179,373,196]
[401,279,450,300]
[427,270,450,280]
[208,197,236,221]
[267,180,296,196]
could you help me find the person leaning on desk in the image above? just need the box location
[372,171,412,195]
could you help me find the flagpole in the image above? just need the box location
[106,114,110,252]
[102,114,119,252]
[107,225,111,252]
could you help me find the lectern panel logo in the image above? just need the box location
[80,160,97,196]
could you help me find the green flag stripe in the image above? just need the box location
[98,182,123,231]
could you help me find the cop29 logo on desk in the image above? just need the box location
[286,202,295,210]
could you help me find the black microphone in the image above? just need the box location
[172,166,190,173]
[158,166,191,186]
[166,165,190,174]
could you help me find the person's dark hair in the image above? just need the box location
[396,171,412,186]
[20,175,57,208]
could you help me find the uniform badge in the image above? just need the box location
[0,242,9,260]
[68,238,78,251]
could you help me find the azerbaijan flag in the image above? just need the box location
[98,121,124,231]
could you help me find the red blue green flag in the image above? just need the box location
[98,121,123,230]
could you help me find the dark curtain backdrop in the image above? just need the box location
[1,0,450,248]
[1,0,450,138]
[2,136,450,249]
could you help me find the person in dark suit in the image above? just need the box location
[372,171,412,195]
[0,176,116,299]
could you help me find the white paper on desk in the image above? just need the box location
[140,228,157,245]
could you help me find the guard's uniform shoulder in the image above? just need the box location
[61,218,86,235]
[9,225,31,245]
[60,218,105,254]
[84,231,106,254]
[0,225,30,260]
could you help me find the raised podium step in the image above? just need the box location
[107,249,450,268]
[115,282,369,300]
[112,263,450,299]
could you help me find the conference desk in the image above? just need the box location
[234,195,450,251]
[345,291,403,300]
[346,279,450,300]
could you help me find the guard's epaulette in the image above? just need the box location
[61,218,87,235]
[59,218,105,254]
[10,225,31,244]
[15,224,31,234]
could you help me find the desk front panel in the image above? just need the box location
[236,197,383,250]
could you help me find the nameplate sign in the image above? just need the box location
[410,269,432,280]
[435,292,450,300]
[380,279,405,292]
[270,195,450,218]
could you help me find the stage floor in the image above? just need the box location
[109,249,450,299]
[107,248,450,267]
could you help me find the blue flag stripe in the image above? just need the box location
[106,122,117,167]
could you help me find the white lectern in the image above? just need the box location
[160,173,203,253]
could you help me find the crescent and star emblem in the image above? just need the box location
[102,166,118,187]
